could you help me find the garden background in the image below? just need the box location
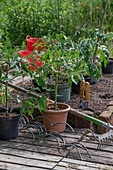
[0,0,113,47]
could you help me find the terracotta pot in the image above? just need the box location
[42,103,70,132]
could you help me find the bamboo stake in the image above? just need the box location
[94,0,109,63]
[0,80,54,103]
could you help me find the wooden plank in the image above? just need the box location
[11,133,113,165]
[0,146,62,162]
[61,132,113,147]
[12,136,59,148]
[14,135,113,158]
[0,141,64,156]
[67,150,113,165]
[53,165,101,170]
[0,153,57,169]
[58,158,113,169]
[0,140,67,157]
[0,161,43,170]
[58,135,113,152]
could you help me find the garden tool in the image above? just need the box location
[1,81,113,148]
[79,81,94,112]
[70,109,113,147]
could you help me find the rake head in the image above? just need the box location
[97,130,113,148]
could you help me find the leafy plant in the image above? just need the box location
[20,32,109,113]
[0,42,21,116]
[0,0,113,46]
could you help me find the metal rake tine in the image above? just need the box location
[25,124,41,136]
[76,142,91,158]
[97,138,107,149]
[19,118,24,129]
[107,135,113,144]
[20,117,27,125]
[34,122,47,133]
[97,131,113,149]
[87,129,99,141]
[44,133,61,147]
[69,141,91,158]
[30,114,35,121]
[19,127,36,141]
[75,128,99,141]
[52,122,75,133]
[33,122,45,134]
[35,117,75,133]
[35,116,54,126]
[22,114,30,124]
[65,143,83,160]
[48,130,66,146]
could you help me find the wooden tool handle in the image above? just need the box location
[85,82,90,102]
[80,81,85,101]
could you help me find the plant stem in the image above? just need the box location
[94,0,109,63]
[54,72,58,110]
[5,63,9,116]
[90,1,92,26]
[5,81,8,116]
[58,0,61,34]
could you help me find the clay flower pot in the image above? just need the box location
[42,103,70,132]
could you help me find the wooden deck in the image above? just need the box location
[0,127,113,170]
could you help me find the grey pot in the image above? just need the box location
[47,82,70,102]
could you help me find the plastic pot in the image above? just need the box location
[71,81,80,94]
[47,82,70,102]
[102,58,113,74]
[0,109,20,140]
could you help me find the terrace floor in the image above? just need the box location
[0,70,113,169]
[0,127,113,170]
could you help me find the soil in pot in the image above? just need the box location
[42,103,70,132]
[0,108,20,140]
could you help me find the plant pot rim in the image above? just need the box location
[47,82,69,85]
[47,82,69,89]
[45,102,70,113]
[0,108,20,119]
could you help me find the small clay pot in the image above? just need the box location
[42,103,70,132]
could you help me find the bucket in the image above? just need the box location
[19,50,33,57]
[26,35,44,51]
[19,51,44,71]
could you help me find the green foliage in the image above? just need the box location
[0,0,113,45]
[0,42,22,115]
[20,32,110,111]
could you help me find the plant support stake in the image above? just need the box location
[94,0,109,63]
